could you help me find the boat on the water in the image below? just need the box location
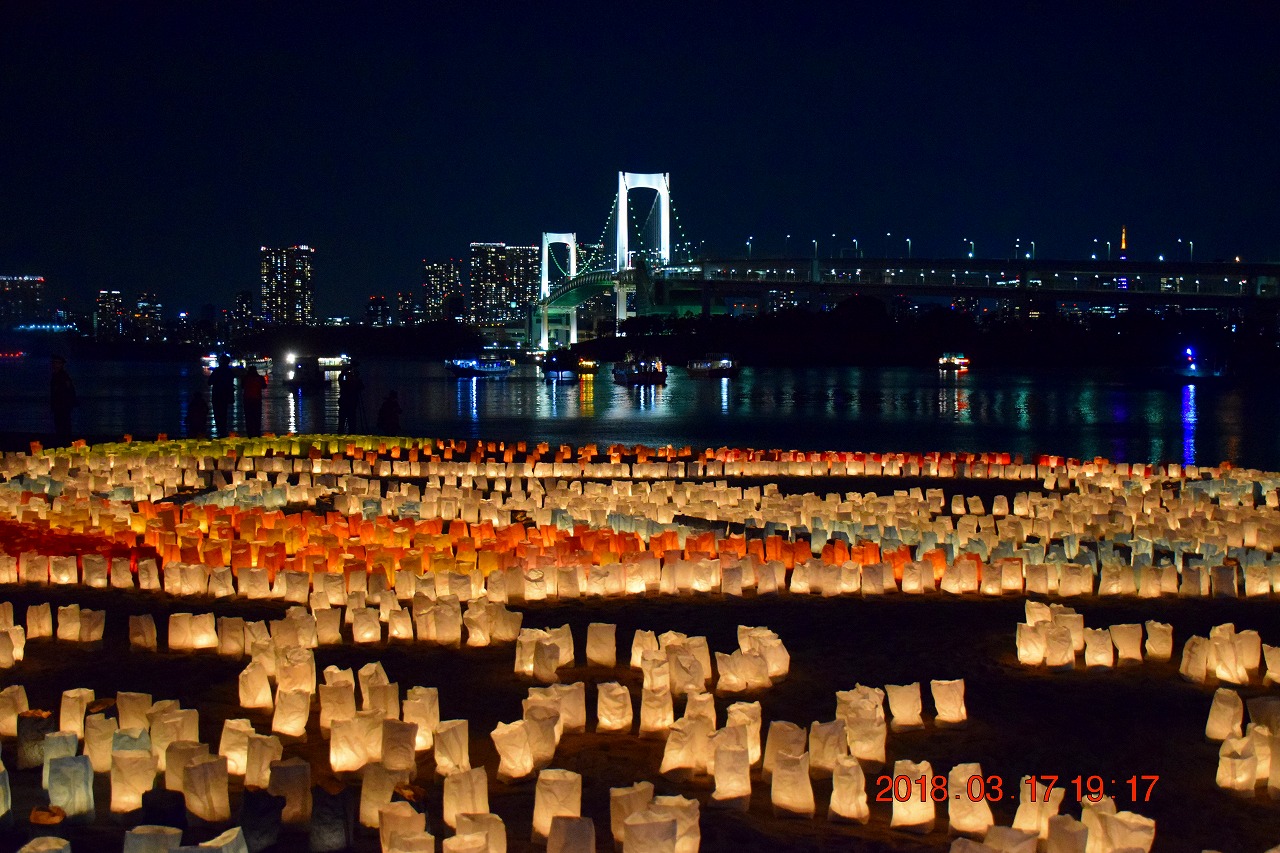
[686,353,740,378]
[612,354,666,385]
[540,352,597,380]
[938,352,970,370]
[445,356,516,378]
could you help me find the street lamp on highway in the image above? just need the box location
[965,239,974,259]
[747,237,752,261]
[852,238,859,258]
[906,237,912,259]
[784,234,790,257]
[812,239,818,258]
[1030,241,1036,260]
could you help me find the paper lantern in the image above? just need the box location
[50,555,78,585]
[151,710,198,771]
[271,689,310,738]
[641,651,670,693]
[190,613,217,649]
[886,683,924,730]
[85,713,117,773]
[58,688,94,740]
[726,702,762,765]
[622,809,677,852]
[533,640,562,683]
[492,720,535,782]
[770,750,814,817]
[435,719,470,776]
[1045,815,1088,853]
[456,812,507,853]
[1179,636,1209,683]
[547,815,595,853]
[631,629,659,668]
[807,719,847,776]
[359,662,390,710]
[523,705,560,768]
[17,839,70,853]
[1207,688,1244,741]
[330,718,369,774]
[1045,625,1075,670]
[888,759,935,833]
[56,604,81,641]
[46,754,94,823]
[1083,628,1115,668]
[113,727,152,754]
[382,719,418,773]
[218,718,252,777]
[184,826,250,852]
[268,756,312,824]
[596,683,633,733]
[359,763,409,828]
[660,717,713,778]
[379,801,427,851]
[41,730,78,789]
[316,609,343,645]
[443,766,489,829]
[610,781,655,844]
[984,826,1038,852]
[587,623,617,667]
[947,762,993,835]
[1016,623,1048,666]
[828,755,869,823]
[1011,773,1065,839]
[711,742,751,807]
[17,710,56,770]
[320,683,357,733]
[762,720,806,779]
[930,679,967,725]
[403,687,439,751]
[353,608,382,644]
[639,688,674,736]
[1217,735,1257,793]
[533,769,582,844]
[111,749,156,813]
[1110,623,1144,663]
[122,825,183,853]
[166,741,209,792]
[277,646,317,694]
[183,753,230,822]
[216,617,246,658]
[244,734,283,789]
[27,603,52,639]
[0,685,27,736]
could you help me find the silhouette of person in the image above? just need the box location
[240,364,267,438]
[50,354,77,442]
[185,383,210,438]
[337,362,364,433]
[209,354,236,438]
[375,390,402,435]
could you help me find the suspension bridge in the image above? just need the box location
[535,173,1280,349]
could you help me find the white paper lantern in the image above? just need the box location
[1016,623,1048,666]
[0,685,27,737]
[492,720,535,782]
[41,730,78,789]
[533,769,582,844]
[110,749,156,813]
[711,742,751,806]
[1083,628,1115,668]
[888,759,935,833]
[660,717,712,778]
[268,756,312,824]
[947,762,993,835]
[1179,636,1209,683]
[547,815,595,853]
[622,809,676,852]
[378,801,427,852]
[217,718,252,777]
[828,755,869,823]
[1011,774,1065,839]
[443,766,489,828]
[122,825,183,853]
[183,753,230,822]
[403,687,439,751]
[596,682,633,733]
[244,734,282,790]
[238,663,273,710]
[58,688,94,740]
[359,662,390,710]
[435,719,470,776]
[189,826,251,852]
[586,623,617,667]
[456,812,507,853]
[610,781,655,844]
[46,754,94,823]
[1207,688,1244,741]
[271,689,310,738]
[84,713,117,773]
[639,688,673,736]
[984,826,1038,852]
[1217,735,1257,793]
[382,719,417,774]
[631,629,659,668]
[1110,623,1144,662]
[56,604,81,641]
[762,720,806,779]
[165,741,209,792]
[770,750,814,817]
[359,763,409,828]
[886,683,924,730]
[319,683,357,733]
[1045,815,1088,853]
[726,702,762,766]
[26,603,52,639]
[1144,621,1173,660]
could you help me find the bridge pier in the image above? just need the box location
[615,283,632,328]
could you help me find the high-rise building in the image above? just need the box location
[366,295,392,327]
[260,245,315,326]
[506,245,540,319]
[0,275,46,327]
[133,292,163,341]
[230,289,256,338]
[94,290,126,340]
[469,243,506,325]
[423,259,465,322]
[468,242,542,325]
[396,291,420,326]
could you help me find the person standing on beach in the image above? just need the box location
[50,354,77,442]
[209,354,236,437]
[240,364,267,438]
[337,362,364,433]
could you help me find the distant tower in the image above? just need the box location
[1119,227,1127,261]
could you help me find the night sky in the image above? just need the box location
[2,1,1277,317]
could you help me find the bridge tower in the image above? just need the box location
[538,232,578,350]
[616,172,670,271]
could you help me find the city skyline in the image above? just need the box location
[2,3,1277,315]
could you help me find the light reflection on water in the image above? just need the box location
[3,357,1280,468]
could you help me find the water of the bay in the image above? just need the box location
[1,357,1274,470]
